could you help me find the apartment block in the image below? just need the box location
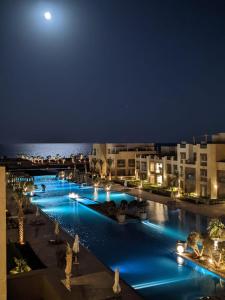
[89,143,158,177]
[135,133,225,200]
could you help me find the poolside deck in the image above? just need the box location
[6,191,142,300]
[111,184,225,218]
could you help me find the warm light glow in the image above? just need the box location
[156,175,162,185]
[44,11,52,20]
[208,258,213,264]
[69,192,79,199]
[105,185,111,192]
[177,245,184,254]
[177,256,184,266]
[214,240,218,250]
[106,191,110,202]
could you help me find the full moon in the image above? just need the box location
[44,11,52,21]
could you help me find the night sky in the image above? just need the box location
[1,0,225,143]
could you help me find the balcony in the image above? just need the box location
[185,159,196,165]
[200,177,207,182]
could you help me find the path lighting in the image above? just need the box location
[177,256,184,266]
[105,185,111,192]
[69,193,79,199]
[176,241,186,254]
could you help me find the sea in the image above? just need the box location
[0,144,92,158]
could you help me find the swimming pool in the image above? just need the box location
[32,175,225,300]
[33,176,134,204]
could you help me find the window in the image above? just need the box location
[180,166,183,176]
[173,165,178,174]
[200,154,207,161]
[117,159,125,168]
[93,148,96,155]
[200,169,207,177]
[108,149,111,154]
[150,162,154,172]
[128,159,135,168]
[141,162,147,171]
[200,154,207,166]
[180,152,186,160]
[136,161,140,169]
[156,175,162,185]
[155,163,162,174]
[167,164,172,174]
[200,169,207,182]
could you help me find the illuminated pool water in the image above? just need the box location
[33,176,134,204]
[32,176,225,300]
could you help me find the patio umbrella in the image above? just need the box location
[124,180,127,187]
[65,243,73,291]
[112,268,121,294]
[73,234,79,254]
[73,234,79,264]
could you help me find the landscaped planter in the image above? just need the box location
[117,214,126,224]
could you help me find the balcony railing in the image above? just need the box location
[185,159,196,165]
[200,177,207,182]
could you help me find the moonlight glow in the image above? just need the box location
[44,11,52,21]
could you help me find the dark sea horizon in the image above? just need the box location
[0,144,92,158]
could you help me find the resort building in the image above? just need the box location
[136,133,225,200]
[0,167,6,300]
[89,143,176,178]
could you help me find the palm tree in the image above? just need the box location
[187,232,203,257]
[16,197,25,245]
[98,159,104,178]
[171,170,180,188]
[107,158,113,181]
[55,154,61,163]
[47,155,51,163]
[91,158,98,174]
[207,219,225,240]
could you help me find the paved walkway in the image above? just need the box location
[6,189,141,300]
[112,184,225,218]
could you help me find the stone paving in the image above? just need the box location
[112,184,225,218]
[6,190,141,300]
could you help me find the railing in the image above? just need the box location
[185,159,196,165]
[200,177,207,182]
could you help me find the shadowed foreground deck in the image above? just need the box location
[7,196,141,300]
